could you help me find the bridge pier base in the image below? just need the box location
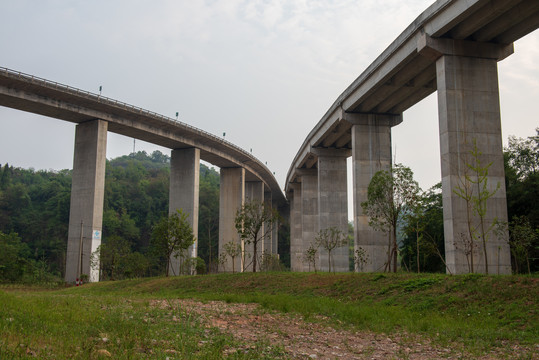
[219,167,245,272]
[169,148,200,276]
[436,54,511,274]
[65,119,107,283]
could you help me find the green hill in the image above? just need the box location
[0,151,224,281]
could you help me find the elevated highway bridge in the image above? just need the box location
[0,67,285,281]
[286,0,539,274]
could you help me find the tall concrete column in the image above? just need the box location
[219,167,245,272]
[65,119,108,283]
[168,148,200,276]
[315,148,350,272]
[264,192,273,255]
[289,183,303,271]
[244,181,264,271]
[271,196,279,256]
[349,113,401,272]
[300,169,318,271]
[416,34,513,274]
[436,55,511,274]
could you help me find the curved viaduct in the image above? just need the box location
[286,0,539,274]
[0,67,285,282]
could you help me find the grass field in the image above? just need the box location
[1,272,537,359]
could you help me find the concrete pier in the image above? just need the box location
[264,191,274,255]
[219,167,245,272]
[315,148,350,272]
[435,51,511,274]
[349,114,401,272]
[289,183,304,271]
[168,148,200,275]
[244,181,264,271]
[300,170,318,270]
[271,199,278,255]
[65,120,108,283]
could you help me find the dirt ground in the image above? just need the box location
[151,299,536,360]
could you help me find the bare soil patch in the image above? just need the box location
[151,299,534,359]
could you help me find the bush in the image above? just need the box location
[259,253,287,272]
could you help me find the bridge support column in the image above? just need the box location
[219,167,245,272]
[169,148,200,276]
[436,54,511,274]
[244,181,264,271]
[271,197,279,256]
[264,191,274,255]
[315,148,350,272]
[65,119,108,283]
[349,114,400,272]
[289,183,304,271]
[300,170,318,271]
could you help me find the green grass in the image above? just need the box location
[0,287,286,359]
[1,272,537,358]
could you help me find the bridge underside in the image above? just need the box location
[0,65,285,282]
[287,0,538,274]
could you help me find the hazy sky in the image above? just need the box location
[1,1,538,211]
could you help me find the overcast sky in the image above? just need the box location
[1,1,537,216]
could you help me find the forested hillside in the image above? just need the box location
[0,150,285,282]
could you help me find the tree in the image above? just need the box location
[301,242,319,272]
[234,200,279,272]
[505,129,539,180]
[0,163,11,190]
[0,231,30,282]
[150,209,195,277]
[96,235,131,280]
[453,140,500,274]
[508,216,537,274]
[315,227,347,273]
[259,252,284,272]
[218,252,229,273]
[361,163,420,272]
[504,130,539,272]
[353,247,370,272]
[223,241,242,273]
[122,251,149,278]
[198,166,220,272]
[405,195,426,273]
[278,215,291,269]
[401,183,447,273]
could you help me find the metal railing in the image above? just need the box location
[0,66,278,186]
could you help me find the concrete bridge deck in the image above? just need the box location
[287,0,538,181]
[0,67,284,203]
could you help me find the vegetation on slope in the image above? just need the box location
[1,273,537,358]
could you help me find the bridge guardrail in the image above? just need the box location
[0,66,276,180]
